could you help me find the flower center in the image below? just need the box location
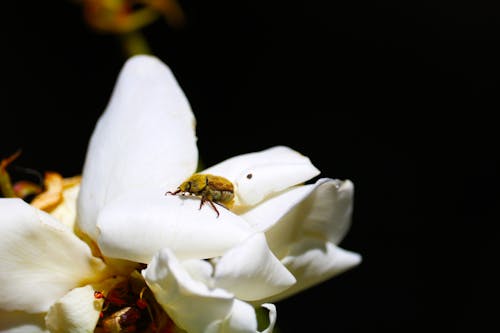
[94,274,176,333]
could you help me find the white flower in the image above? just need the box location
[0,55,360,333]
[0,198,117,332]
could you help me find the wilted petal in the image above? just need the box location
[262,238,361,303]
[45,285,100,333]
[49,184,80,230]
[214,233,296,301]
[202,146,320,206]
[78,55,198,240]
[0,199,109,313]
[143,248,234,333]
[0,310,47,333]
[97,189,253,263]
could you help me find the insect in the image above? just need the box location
[165,173,235,218]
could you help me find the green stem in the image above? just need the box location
[120,31,152,57]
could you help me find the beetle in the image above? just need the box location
[165,173,235,218]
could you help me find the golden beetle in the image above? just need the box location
[165,173,235,217]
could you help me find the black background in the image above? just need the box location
[3,1,499,332]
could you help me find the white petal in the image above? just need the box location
[240,184,314,233]
[262,238,361,303]
[77,55,198,240]
[262,178,354,258]
[181,259,215,287]
[259,304,277,333]
[214,233,296,301]
[301,179,354,245]
[0,199,109,313]
[219,302,276,333]
[219,300,257,333]
[143,248,234,333]
[0,310,47,333]
[45,285,100,333]
[97,189,254,263]
[202,146,320,206]
[145,249,273,333]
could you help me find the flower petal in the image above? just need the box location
[202,146,320,207]
[253,178,354,258]
[144,249,271,333]
[300,179,354,245]
[214,233,296,301]
[181,259,215,287]
[262,238,361,303]
[240,184,314,233]
[0,310,47,333]
[143,248,234,333]
[77,55,198,240]
[97,188,253,263]
[259,304,277,333]
[214,301,277,333]
[49,183,80,230]
[45,285,100,333]
[0,199,110,313]
[219,300,257,333]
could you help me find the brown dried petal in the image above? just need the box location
[30,172,64,211]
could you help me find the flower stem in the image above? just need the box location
[120,31,152,57]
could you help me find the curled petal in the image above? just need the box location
[45,285,100,333]
[263,238,361,303]
[0,310,47,333]
[243,178,354,258]
[0,199,110,313]
[97,189,253,263]
[143,248,234,333]
[214,301,277,333]
[300,179,354,245]
[77,55,198,240]
[259,304,277,333]
[214,233,296,301]
[202,146,320,207]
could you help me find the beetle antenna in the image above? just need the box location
[165,189,181,196]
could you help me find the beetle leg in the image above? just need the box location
[199,196,220,218]
[208,200,220,218]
